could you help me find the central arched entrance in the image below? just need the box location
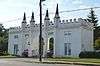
[49,38,54,52]
[47,37,54,57]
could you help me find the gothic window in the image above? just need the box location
[64,43,67,55]
[64,43,71,55]
[64,37,70,42]
[64,31,71,36]
[64,31,71,42]
[68,43,71,55]
[14,44,18,55]
[14,35,18,39]
[28,42,30,45]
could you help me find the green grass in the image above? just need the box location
[0,55,17,58]
[48,57,100,64]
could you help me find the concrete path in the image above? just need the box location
[0,58,84,66]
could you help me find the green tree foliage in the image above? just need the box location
[87,8,98,27]
[0,24,8,52]
[95,38,100,50]
[94,26,100,40]
[87,8,99,49]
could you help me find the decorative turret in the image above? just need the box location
[54,4,60,28]
[44,9,50,28]
[21,12,27,29]
[30,12,35,27]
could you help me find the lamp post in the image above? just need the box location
[39,0,42,62]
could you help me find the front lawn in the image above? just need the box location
[48,57,100,64]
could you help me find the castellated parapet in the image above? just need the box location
[46,18,93,30]
[9,17,94,34]
[9,26,21,33]
[9,23,45,33]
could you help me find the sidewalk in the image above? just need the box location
[12,58,100,66]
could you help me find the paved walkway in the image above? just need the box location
[0,58,83,66]
[2,58,100,66]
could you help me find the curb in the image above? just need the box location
[18,60,100,66]
[34,61,100,66]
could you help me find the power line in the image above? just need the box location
[59,7,100,13]
[49,7,100,14]
[3,6,100,23]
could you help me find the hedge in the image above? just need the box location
[79,51,100,58]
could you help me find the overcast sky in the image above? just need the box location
[0,0,100,28]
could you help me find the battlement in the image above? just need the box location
[10,26,21,30]
[9,26,21,33]
[56,18,93,29]
[60,18,88,24]
[9,17,93,33]
[30,23,45,27]
[46,18,92,28]
[47,21,54,27]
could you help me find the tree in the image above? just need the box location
[87,8,98,27]
[0,24,8,52]
[94,26,100,40]
[87,8,99,48]
[95,38,100,50]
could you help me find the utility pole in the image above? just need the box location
[39,0,42,62]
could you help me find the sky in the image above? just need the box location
[0,0,100,28]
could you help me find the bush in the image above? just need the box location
[0,52,9,56]
[22,51,28,57]
[79,51,100,58]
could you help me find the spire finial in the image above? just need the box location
[31,12,34,19]
[30,12,35,22]
[56,4,59,15]
[55,4,60,18]
[46,9,49,17]
[44,9,50,20]
[23,12,26,20]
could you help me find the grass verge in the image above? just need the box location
[48,57,100,65]
[0,55,17,58]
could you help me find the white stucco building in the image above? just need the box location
[8,4,94,57]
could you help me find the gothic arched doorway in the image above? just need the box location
[48,37,54,57]
[49,38,54,51]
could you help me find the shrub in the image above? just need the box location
[0,52,9,56]
[79,51,100,58]
[22,51,28,57]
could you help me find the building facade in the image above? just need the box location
[8,4,94,57]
